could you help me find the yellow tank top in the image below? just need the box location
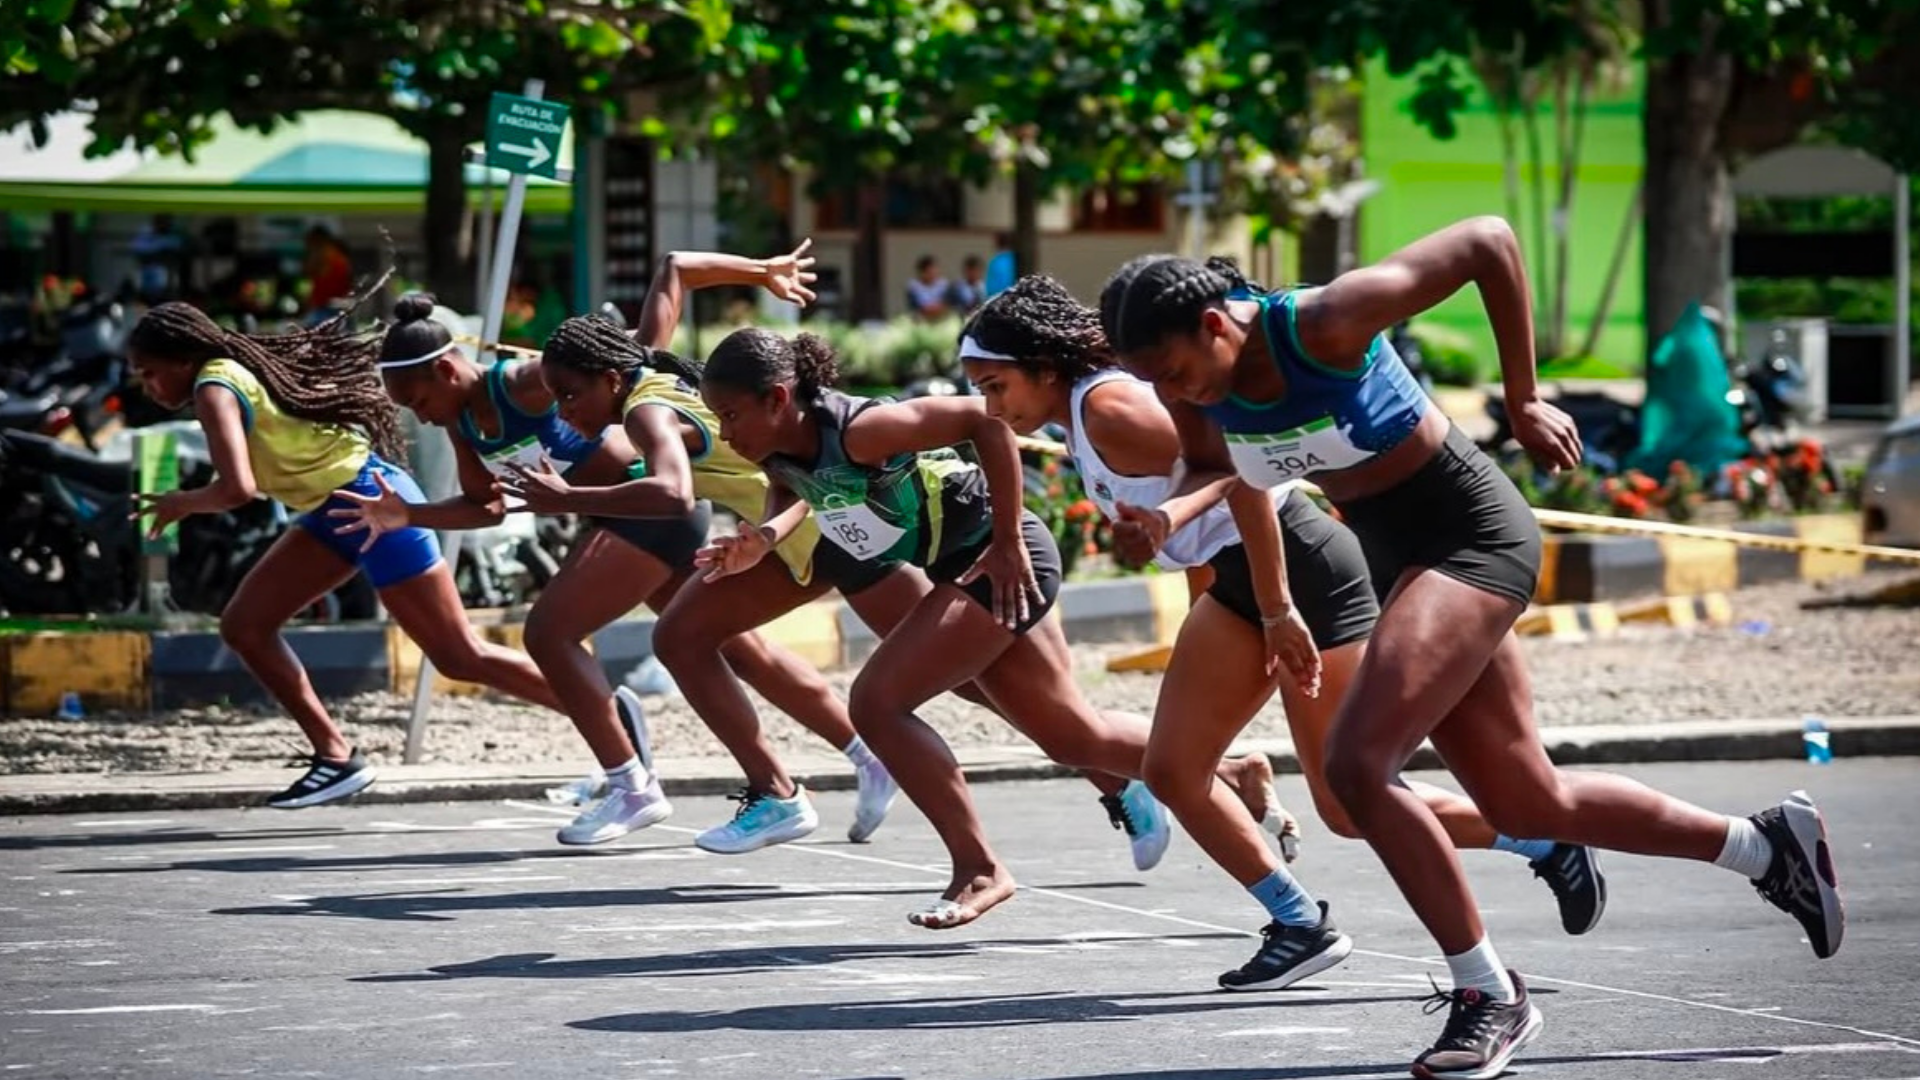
[194,358,370,511]
[623,372,821,583]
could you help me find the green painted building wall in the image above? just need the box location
[1361,59,1646,376]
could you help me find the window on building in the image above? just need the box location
[814,174,967,231]
[1074,181,1165,232]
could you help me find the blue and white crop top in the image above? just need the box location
[1201,290,1429,489]
[457,360,601,478]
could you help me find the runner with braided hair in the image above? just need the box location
[1099,220,1844,1078]
[128,296,563,809]
[960,274,1604,994]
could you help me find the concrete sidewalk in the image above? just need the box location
[4,715,1916,815]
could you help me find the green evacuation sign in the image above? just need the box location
[485,92,570,179]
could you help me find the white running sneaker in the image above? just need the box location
[848,759,899,843]
[556,780,674,846]
[696,786,820,854]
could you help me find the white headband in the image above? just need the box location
[957,335,1017,362]
[376,340,458,370]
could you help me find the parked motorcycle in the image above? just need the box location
[0,428,374,619]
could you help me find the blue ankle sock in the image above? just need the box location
[1247,870,1320,927]
[1492,834,1556,861]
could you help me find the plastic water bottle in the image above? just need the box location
[1801,716,1833,765]
[54,692,85,721]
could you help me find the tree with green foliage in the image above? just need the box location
[2,0,724,309]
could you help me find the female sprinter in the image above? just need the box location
[635,246,1215,870]
[1099,224,1844,1079]
[126,300,567,809]
[691,328,1302,935]
[334,247,897,850]
[958,275,1604,990]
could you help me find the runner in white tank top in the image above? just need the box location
[960,275,1606,993]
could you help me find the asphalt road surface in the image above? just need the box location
[2,759,1915,1080]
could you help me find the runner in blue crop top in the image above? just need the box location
[1099,218,1844,1079]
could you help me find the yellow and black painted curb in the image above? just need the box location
[2,578,1173,717]
[1515,592,1735,641]
[1533,511,1896,604]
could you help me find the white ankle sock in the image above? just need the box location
[1445,939,1517,1002]
[605,757,647,792]
[842,736,877,769]
[1713,816,1774,879]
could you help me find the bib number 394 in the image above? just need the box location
[1225,416,1373,488]
[816,503,905,560]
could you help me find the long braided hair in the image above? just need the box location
[960,275,1114,383]
[540,315,707,386]
[128,279,404,460]
[1098,254,1263,357]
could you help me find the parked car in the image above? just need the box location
[1862,413,1920,548]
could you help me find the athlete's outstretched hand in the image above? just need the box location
[130,490,196,542]
[957,530,1038,630]
[1110,502,1171,570]
[1510,396,1583,473]
[763,238,818,306]
[326,471,409,553]
[696,520,774,582]
[497,459,574,514]
[1261,604,1322,698]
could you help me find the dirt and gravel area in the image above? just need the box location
[3,575,1915,776]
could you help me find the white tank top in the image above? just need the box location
[1065,370,1290,570]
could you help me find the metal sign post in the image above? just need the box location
[402,80,571,763]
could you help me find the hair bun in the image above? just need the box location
[392,292,438,323]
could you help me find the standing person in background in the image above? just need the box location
[983,233,1016,300]
[303,226,353,326]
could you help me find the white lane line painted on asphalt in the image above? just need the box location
[406,1064,517,1074]
[504,797,1920,1050]
[368,818,564,833]
[72,819,178,828]
[1221,1026,1353,1037]
[571,917,847,933]
[17,1004,223,1015]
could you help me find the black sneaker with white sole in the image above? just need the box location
[266,750,375,809]
[1750,790,1844,958]
[1529,843,1607,935]
[1217,901,1353,990]
[1412,970,1544,1080]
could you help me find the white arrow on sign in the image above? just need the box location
[497,137,552,170]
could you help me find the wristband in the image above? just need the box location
[1259,609,1292,628]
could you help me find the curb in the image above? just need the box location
[2,574,1188,716]
[1537,511,1867,604]
[4,717,1915,816]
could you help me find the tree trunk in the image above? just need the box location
[1012,156,1041,278]
[1643,27,1736,361]
[1581,178,1644,360]
[851,179,886,322]
[1551,62,1592,359]
[424,123,475,312]
[1521,81,1552,359]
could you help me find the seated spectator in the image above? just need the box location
[905,255,950,321]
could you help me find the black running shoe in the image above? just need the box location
[1529,843,1607,935]
[1217,901,1353,991]
[1412,970,1544,1080]
[1749,790,1844,958]
[266,750,375,809]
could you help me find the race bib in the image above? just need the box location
[1224,415,1374,488]
[481,438,553,511]
[815,499,907,561]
